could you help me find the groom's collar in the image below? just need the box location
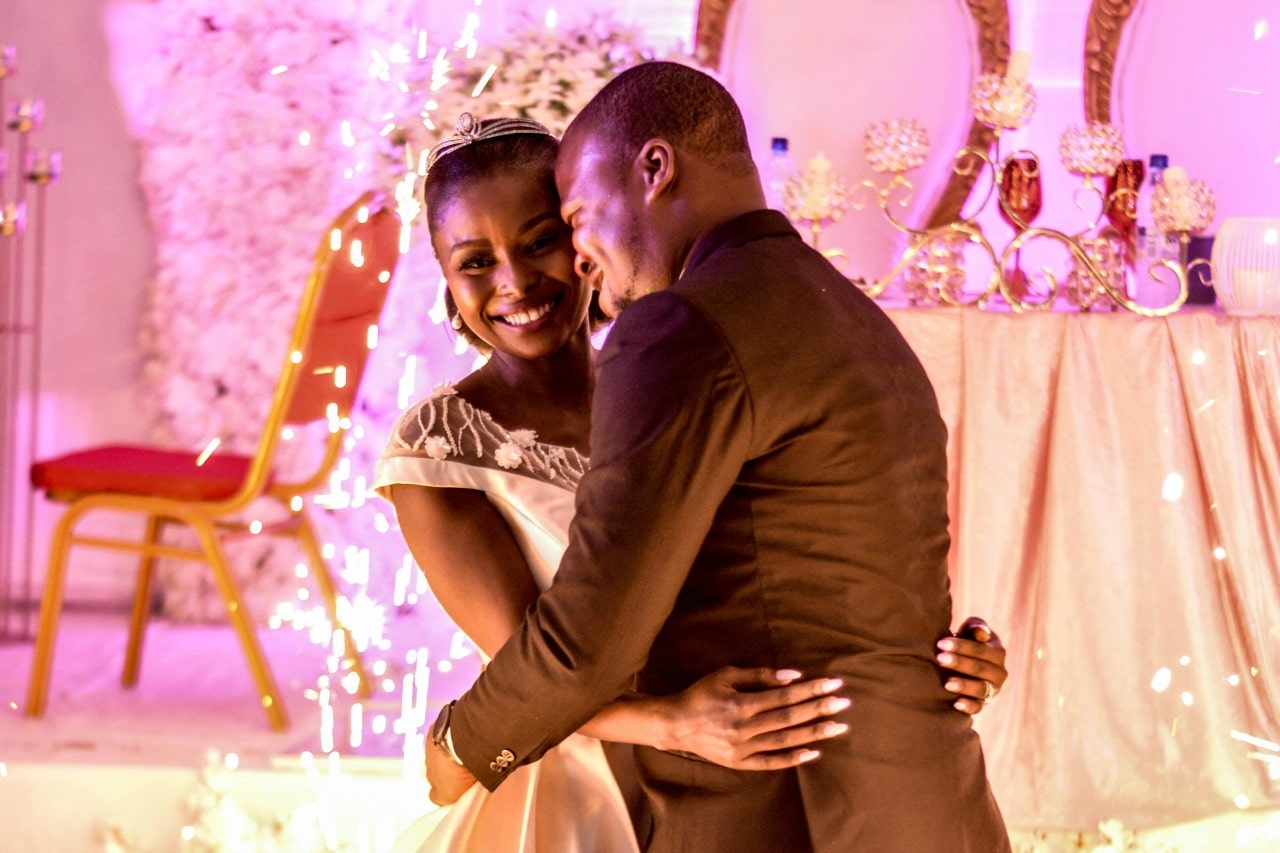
[680,209,801,280]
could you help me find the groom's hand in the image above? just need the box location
[425,739,479,806]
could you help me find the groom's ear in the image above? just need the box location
[634,138,676,204]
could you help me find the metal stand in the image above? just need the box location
[0,46,58,642]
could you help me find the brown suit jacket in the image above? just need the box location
[447,210,1008,851]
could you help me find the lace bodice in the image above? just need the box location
[383,382,588,493]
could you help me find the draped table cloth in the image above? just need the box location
[886,306,1280,831]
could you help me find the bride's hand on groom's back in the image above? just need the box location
[936,616,1008,715]
[655,667,850,770]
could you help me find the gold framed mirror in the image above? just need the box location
[1094,0,1279,228]
[695,0,1012,232]
[1083,0,1138,124]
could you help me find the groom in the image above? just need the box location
[426,61,1010,850]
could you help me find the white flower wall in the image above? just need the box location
[108,1,655,625]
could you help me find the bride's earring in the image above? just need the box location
[450,313,463,330]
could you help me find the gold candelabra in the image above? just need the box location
[785,53,1216,317]
[1,44,61,641]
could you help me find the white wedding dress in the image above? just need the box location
[372,384,640,853]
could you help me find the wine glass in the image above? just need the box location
[998,155,1043,300]
[1105,158,1144,266]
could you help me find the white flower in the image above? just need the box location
[430,381,458,399]
[1090,819,1138,852]
[508,429,537,448]
[494,442,524,469]
[423,435,451,460]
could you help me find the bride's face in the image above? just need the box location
[432,170,591,361]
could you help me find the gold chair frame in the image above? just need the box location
[25,191,399,730]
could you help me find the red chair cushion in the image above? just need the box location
[31,445,265,502]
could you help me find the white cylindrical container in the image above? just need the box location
[1211,217,1280,316]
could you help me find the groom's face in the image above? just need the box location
[555,132,651,317]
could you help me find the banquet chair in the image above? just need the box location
[25,190,401,730]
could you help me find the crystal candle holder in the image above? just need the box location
[1059,122,1125,189]
[864,119,929,175]
[902,233,967,305]
[1151,178,1216,234]
[971,73,1036,131]
[1066,236,1125,311]
[783,153,850,230]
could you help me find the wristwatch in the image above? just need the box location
[431,700,465,766]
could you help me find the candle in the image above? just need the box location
[7,98,43,133]
[1005,50,1032,82]
[0,46,15,78]
[1163,166,1189,191]
[0,201,25,237]
[25,148,62,185]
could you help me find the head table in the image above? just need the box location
[884,303,1280,832]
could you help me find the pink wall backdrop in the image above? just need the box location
[1118,0,1280,222]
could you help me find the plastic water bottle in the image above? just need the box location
[1134,154,1180,304]
[1134,154,1166,261]
[764,137,796,211]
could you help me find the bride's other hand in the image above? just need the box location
[936,616,1008,715]
[656,666,849,770]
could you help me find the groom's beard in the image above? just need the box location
[605,226,652,316]
[603,267,646,316]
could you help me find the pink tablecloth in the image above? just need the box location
[888,306,1280,830]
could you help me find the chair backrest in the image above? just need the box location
[224,191,402,508]
[286,192,401,426]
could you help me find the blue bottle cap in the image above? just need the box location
[771,137,789,153]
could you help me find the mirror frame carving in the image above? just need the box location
[694,0,1012,228]
[1083,0,1138,124]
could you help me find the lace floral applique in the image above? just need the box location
[508,429,537,448]
[493,428,537,469]
[494,441,524,469]
[423,435,451,461]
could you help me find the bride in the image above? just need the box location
[373,115,1008,852]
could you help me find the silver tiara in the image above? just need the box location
[424,113,555,176]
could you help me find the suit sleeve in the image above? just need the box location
[446,291,754,791]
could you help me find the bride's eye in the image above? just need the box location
[458,253,495,272]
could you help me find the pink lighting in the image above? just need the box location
[2,1,1278,850]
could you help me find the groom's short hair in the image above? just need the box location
[568,61,755,175]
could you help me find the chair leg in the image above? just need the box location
[191,519,290,731]
[296,509,373,698]
[122,515,165,687]
[26,503,83,718]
